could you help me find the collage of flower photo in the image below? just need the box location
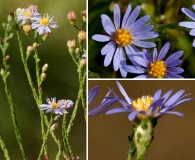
[1,0,195,160]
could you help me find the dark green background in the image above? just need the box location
[89,80,195,160]
[0,0,86,159]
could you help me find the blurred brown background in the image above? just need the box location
[88,80,195,160]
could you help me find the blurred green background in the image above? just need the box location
[89,0,195,78]
[89,80,195,160]
[0,0,86,159]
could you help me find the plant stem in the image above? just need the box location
[66,65,85,136]
[16,31,61,155]
[0,136,10,160]
[2,78,27,160]
[1,24,27,160]
[62,115,72,159]
[136,146,148,160]
[37,115,53,160]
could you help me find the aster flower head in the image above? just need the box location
[122,42,184,78]
[16,5,40,25]
[39,97,73,115]
[179,5,195,47]
[105,81,193,121]
[31,13,58,35]
[92,3,158,77]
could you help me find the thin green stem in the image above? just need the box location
[69,53,79,67]
[1,24,27,160]
[16,31,62,155]
[34,49,47,155]
[73,24,81,31]
[16,31,39,101]
[37,115,53,160]
[66,66,85,136]
[0,136,10,160]
[2,78,27,160]
[62,115,72,159]
[80,71,86,121]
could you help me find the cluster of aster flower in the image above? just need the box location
[89,81,193,121]
[92,3,195,78]
[15,5,58,35]
[39,97,74,115]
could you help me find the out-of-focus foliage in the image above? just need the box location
[0,0,86,159]
[89,0,195,78]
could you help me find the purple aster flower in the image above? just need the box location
[179,5,195,47]
[92,4,158,77]
[16,5,40,25]
[105,81,193,121]
[122,42,184,78]
[39,97,73,115]
[31,14,58,35]
[88,86,118,117]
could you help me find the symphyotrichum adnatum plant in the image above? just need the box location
[0,4,86,160]
[89,81,193,160]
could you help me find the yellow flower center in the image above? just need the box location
[40,18,49,26]
[23,11,32,18]
[114,28,132,47]
[132,96,153,113]
[148,61,166,78]
[52,102,59,109]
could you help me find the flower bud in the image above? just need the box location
[23,24,32,33]
[75,48,80,54]
[67,11,77,22]
[79,31,86,40]
[7,13,14,22]
[33,43,38,49]
[81,10,86,23]
[78,30,86,41]
[42,63,49,73]
[0,69,4,75]
[67,40,76,54]
[41,73,47,81]
[27,46,34,53]
[80,59,86,67]
[42,33,50,41]
[67,40,76,48]
[50,123,59,131]
[5,55,10,61]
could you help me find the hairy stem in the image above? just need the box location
[0,136,10,160]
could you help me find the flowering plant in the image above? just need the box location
[0,3,86,160]
[88,81,193,160]
[89,1,195,78]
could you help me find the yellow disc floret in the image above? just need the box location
[51,102,59,109]
[40,18,49,26]
[148,61,166,78]
[114,28,132,47]
[23,11,32,18]
[132,96,153,113]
